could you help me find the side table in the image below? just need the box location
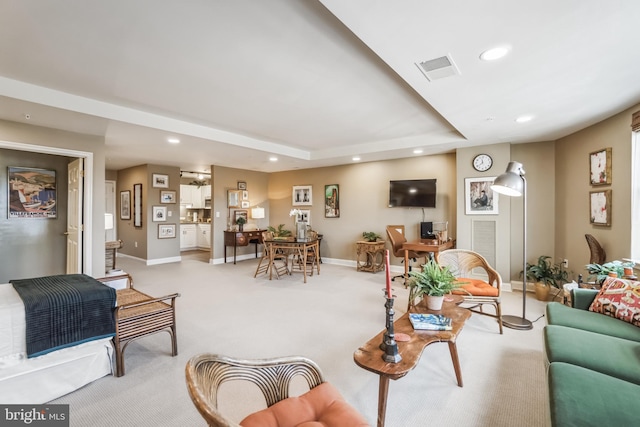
[356,240,386,273]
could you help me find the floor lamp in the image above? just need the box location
[491,161,533,330]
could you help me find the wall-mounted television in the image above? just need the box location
[388,179,437,208]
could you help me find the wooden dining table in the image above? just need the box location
[264,238,320,283]
[402,239,455,281]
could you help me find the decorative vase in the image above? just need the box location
[534,282,549,301]
[296,222,306,240]
[426,295,444,311]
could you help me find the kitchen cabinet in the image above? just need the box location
[181,184,210,208]
[197,223,211,248]
[180,185,195,205]
[180,224,197,249]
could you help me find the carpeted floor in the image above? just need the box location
[52,254,551,426]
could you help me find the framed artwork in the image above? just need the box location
[8,166,57,219]
[465,177,498,215]
[324,184,339,218]
[152,173,169,188]
[237,181,247,190]
[234,209,248,224]
[292,185,312,206]
[160,190,176,204]
[152,206,167,222]
[294,209,311,225]
[228,190,241,208]
[242,190,249,200]
[158,224,176,239]
[133,183,143,227]
[590,190,612,226]
[589,148,612,185]
[120,190,131,219]
[241,200,250,208]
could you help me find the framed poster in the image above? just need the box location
[160,190,176,204]
[8,166,57,219]
[152,206,167,222]
[158,224,176,239]
[152,173,169,188]
[324,184,339,218]
[228,190,241,208]
[120,190,131,219]
[292,185,312,206]
[465,177,498,215]
[589,148,612,185]
[590,190,611,226]
[133,183,143,227]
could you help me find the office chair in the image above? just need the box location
[386,225,429,282]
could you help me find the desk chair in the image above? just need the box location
[386,225,429,282]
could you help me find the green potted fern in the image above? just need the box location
[521,255,569,301]
[267,224,292,239]
[361,231,381,242]
[407,258,460,310]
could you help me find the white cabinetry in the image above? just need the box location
[197,223,211,248]
[180,224,197,250]
[180,185,194,204]
[180,184,210,208]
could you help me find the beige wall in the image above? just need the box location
[555,103,638,277]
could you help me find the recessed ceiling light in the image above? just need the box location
[515,115,534,123]
[167,138,180,144]
[269,156,278,162]
[352,156,361,161]
[480,45,511,61]
[413,149,423,154]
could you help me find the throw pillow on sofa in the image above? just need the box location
[589,277,640,326]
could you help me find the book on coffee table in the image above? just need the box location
[409,313,452,331]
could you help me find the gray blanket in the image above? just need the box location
[10,274,116,358]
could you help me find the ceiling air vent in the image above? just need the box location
[415,54,460,81]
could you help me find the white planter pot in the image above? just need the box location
[426,295,444,310]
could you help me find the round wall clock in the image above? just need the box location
[472,154,493,172]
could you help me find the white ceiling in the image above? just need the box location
[1,0,639,173]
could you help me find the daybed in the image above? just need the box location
[0,274,117,404]
[544,277,640,426]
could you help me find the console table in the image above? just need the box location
[356,240,386,273]
[224,229,266,264]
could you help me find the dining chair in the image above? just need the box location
[254,231,288,279]
[438,249,503,334]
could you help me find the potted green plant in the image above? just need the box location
[407,258,460,310]
[521,256,569,301]
[362,231,381,242]
[267,224,292,238]
[586,260,634,284]
[235,216,246,232]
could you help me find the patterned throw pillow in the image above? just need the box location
[588,277,640,326]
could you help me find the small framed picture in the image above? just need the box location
[241,200,250,208]
[160,190,176,204]
[325,184,339,218]
[465,177,498,215]
[152,206,167,222]
[590,190,612,226]
[120,190,131,220]
[237,181,247,190]
[295,209,311,225]
[152,173,169,188]
[589,148,612,185]
[158,224,176,239]
[292,185,312,206]
[234,209,248,223]
[228,190,241,208]
[242,190,249,200]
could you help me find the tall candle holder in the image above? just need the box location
[380,296,402,363]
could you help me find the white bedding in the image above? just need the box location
[0,283,114,403]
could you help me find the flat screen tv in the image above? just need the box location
[388,179,436,208]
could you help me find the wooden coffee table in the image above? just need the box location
[353,297,470,427]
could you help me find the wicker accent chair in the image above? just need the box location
[438,249,503,334]
[585,234,606,265]
[185,354,369,427]
[386,225,429,282]
[254,231,289,279]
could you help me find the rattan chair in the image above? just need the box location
[585,234,606,265]
[254,231,289,279]
[438,249,503,334]
[185,354,368,427]
[386,225,429,282]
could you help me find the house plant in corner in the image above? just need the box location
[522,255,569,301]
[407,258,460,310]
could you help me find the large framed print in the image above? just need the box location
[589,148,612,186]
[590,189,611,226]
[120,190,131,219]
[465,177,498,215]
[8,166,57,218]
[325,184,339,218]
[133,183,143,227]
[292,185,312,206]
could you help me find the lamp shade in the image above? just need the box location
[105,213,114,231]
[491,161,525,197]
[251,207,265,219]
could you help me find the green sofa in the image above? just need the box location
[545,288,640,427]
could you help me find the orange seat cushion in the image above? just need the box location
[452,278,499,297]
[239,382,369,427]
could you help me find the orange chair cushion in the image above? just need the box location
[452,278,499,297]
[239,382,369,427]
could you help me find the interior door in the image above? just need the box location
[66,158,83,273]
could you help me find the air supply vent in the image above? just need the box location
[415,54,460,81]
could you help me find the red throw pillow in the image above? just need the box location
[588,277,640,326]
